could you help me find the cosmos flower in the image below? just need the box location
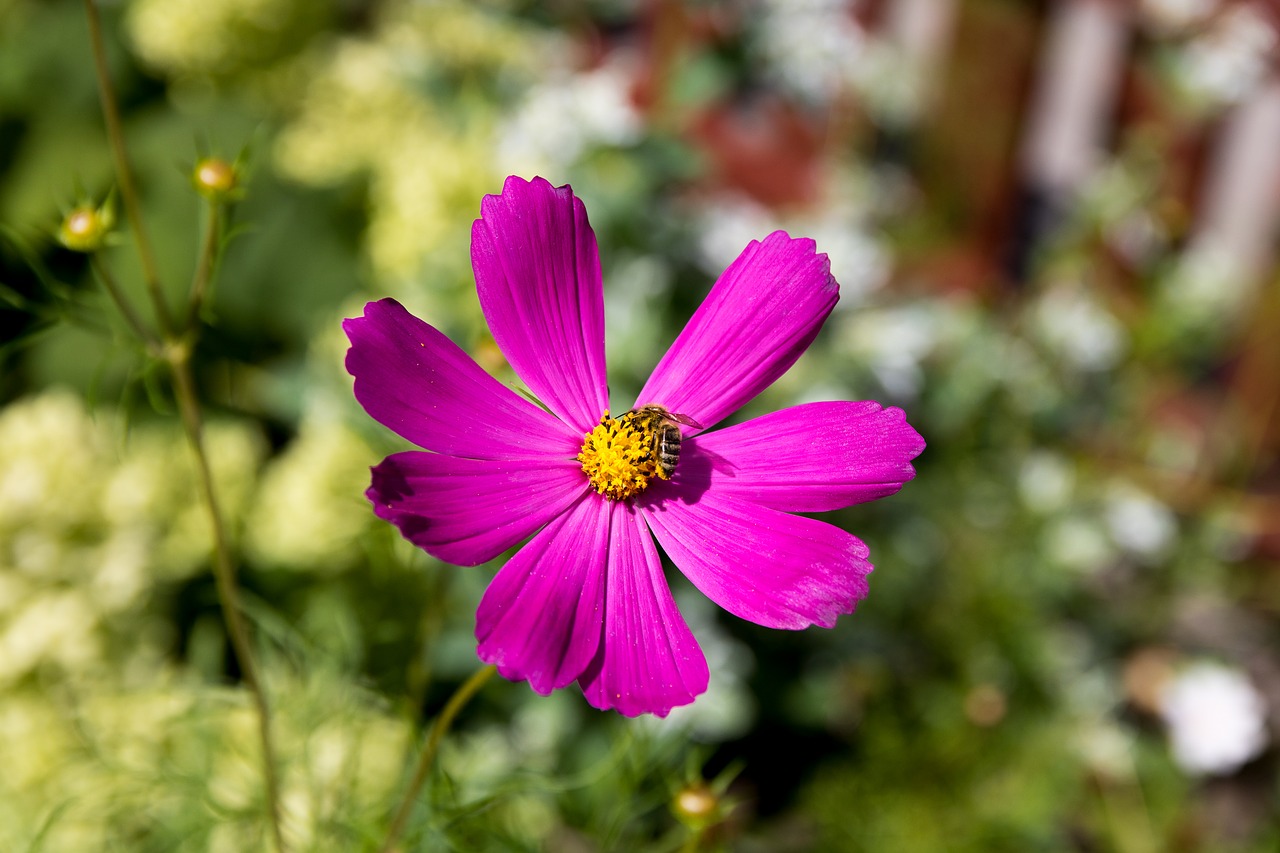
[344,176,924,716]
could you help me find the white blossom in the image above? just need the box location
[1159,662,1268,775]
[755,0,867,103]
[1032,283,1126,373]
[1174,5,1276,105]
[1105,485,1177,560]
[496,56,643,174]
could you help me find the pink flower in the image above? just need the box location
[344,176,924,716]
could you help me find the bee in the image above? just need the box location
[627,404,703,480]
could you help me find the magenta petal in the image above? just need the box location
[636,231,838,429]
[472,177,610,432]
[683,401,925,513]
[579,505,709,717]
[368,451,586,566]
[640,492,870,630]
[344,298,579,460]
[476,496,609,694]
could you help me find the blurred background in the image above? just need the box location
[2,0,1280,849]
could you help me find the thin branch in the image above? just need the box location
[169,351,286,853]
[90,256,159,354]
[81,3,284,848]
[82,0,173,335]
[379,665,497,853]
[187,200,221,329]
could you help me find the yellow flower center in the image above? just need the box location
[577,410,660,501]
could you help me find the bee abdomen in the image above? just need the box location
[655,425,681,478]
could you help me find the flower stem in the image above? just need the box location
[379,664,497,853]
[90,256,159,354]
[82,3,284,847]
[169,349,286,853]
[82,0,172,336]
[187,201,221,329]
[166,173,284,852]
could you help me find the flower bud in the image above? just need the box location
[193,157,238,200]
[672,782,719,827]
[58,203,114,253]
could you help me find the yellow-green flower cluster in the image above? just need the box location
[0,391,264,687]
[126,0,327,79]
[0,382,427,848]
[0,671,409,851]
[246,417,377,572]
[273,1,548,288]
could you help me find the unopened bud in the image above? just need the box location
[58,203,114,253]
[672,782,719,826]
[193,157,238,200]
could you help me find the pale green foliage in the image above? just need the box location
[245,416,376,573]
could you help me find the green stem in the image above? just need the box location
[169,350,286,853]
[379,665,497,853]
[187,201,221,329]
[83,2,284,848]
[90,256,159,354]
[83,0,172,336]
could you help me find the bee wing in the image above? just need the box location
[668,412,703,429]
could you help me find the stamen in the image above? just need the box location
[577,410,660,501]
